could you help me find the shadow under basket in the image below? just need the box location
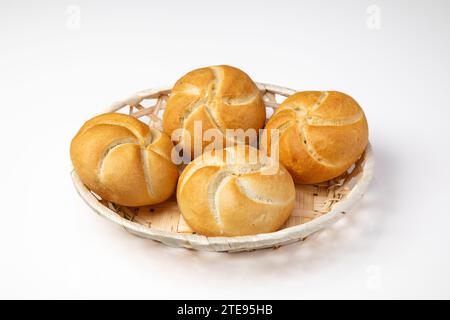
[71,83,374,252]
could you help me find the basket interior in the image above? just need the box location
[91,86,365,235]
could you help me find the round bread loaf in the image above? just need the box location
[261,91,368,184]
[177,145,295,236]
[163,65,266,156]
[71,113,179,207]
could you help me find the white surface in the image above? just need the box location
[1,0,449,299]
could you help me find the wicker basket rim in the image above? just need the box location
[71,82,374,251]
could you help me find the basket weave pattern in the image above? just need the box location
[71,83,374,252]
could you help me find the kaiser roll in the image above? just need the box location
[177,145,295,236]
[261,91,368,184]
[163,65,266,156]
[71,113,179,207]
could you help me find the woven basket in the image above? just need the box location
[71,83,374,252]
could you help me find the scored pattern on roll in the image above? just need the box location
[276,91,363,166]
[263,91,368,184]
[71,113,179,207]
[163,65,266,153]
[176,67,259,133]
[88,121,152,195]
[177,146,296,236]
[183,67,224,138]
[98,137,140,182]
[183,161,284,223]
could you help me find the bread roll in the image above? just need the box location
[163,65,266,156]
[261,91,368,184]
[177,145,295,236]
[71,113,179,207]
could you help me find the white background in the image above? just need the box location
[1,0,449,299]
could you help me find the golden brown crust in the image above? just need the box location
[176,145,295,236]
[163,65,266,156]
[261,91,369,184]
[71,113,179,206]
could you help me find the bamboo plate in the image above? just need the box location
[71,83,374,252]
